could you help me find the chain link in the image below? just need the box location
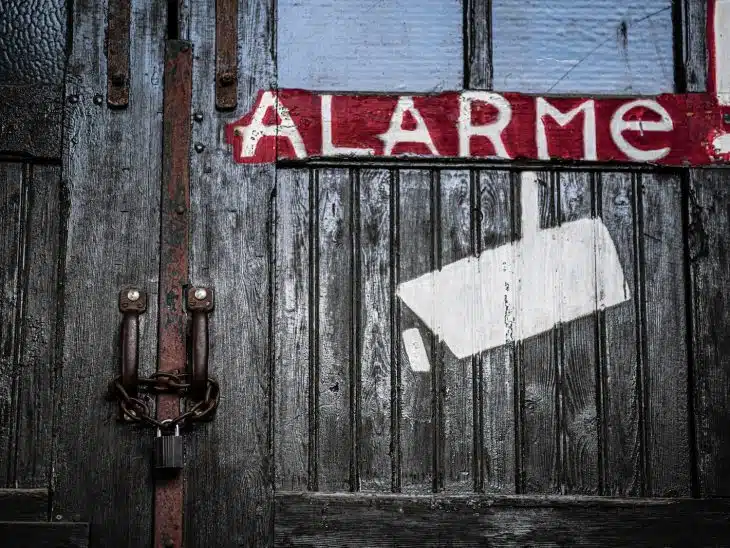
[109,372,219,430]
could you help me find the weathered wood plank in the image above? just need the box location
[398,170,435,493]
[0,85,64,159]
[557,172,599,494]
[688,169,730,497]
[599,172,642,496]
[358,169,392,492]
[316,168,353,492]
[9,165,60,488]
[0,162,24,489]
[681,0,707,92]
[54,0,165,545]
[0,489,47,520]
[439,170,474,492]
[274,169,310,491]
[275,493,730,547]
[641,173,690,497]
[0,522,89,548]
[185,0,276,543]
[465,0,492,89]
[476,169,515,493]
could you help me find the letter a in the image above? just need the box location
[378,97,439,156]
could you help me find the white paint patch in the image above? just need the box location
[402,328,431,372]
[379,96,439,156]
[397,172,631,359]
[715,0,730,105]
[235,91,307,159]
[609,99,673,162]
[713,132,730,156]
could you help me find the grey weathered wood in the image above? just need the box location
[439,170,474,492]
[688,169,730,497]
[641,173,690,497]
[275,493,730,546]
[476,169,515,493]
[0,85,64,159]
[358,169,392,492]
[54,0,164,545]
[398,170,435,493]
[557,172,599,494]
[0,489,47,520]
[600,172,642,496]
[9,165,61,488]
[0,521,89,548]
[680,0,707,92]
[465,0,492,89]
[274,169,310,491]
[0,162,24,489]
[185,0,276,543]
[316,168,353,492]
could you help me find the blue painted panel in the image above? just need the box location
[277,0,463,92]
[492,0,674,94]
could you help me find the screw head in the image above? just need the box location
[194,143,205,153]
[127,289,141,302]
[93,94,104,105]
[193,112,204,122]
[68,95,79,104]
[194,288,207,301]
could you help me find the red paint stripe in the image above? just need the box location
[156,40,192,548]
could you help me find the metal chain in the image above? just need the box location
[109,372,219,430]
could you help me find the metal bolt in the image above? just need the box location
[93,94,104,105]
[180,44,190,52]
[176,205,185,215]
[127,289,140,302]
[194,143,205,153]
[219,72,236,86]
[68,95,79,104]
[193,112,204,122]
[55,514,63,521]
[194,288,207,301]
[163,539,175,548]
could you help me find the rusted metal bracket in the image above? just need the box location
[118,288,147,419]
[215,0,238,110]
[185,287,215,402]
[106,0,131,108]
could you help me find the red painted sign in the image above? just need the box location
[226,0,730,166]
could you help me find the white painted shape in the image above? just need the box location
[397,172,630,359]
[234,91,307,159]
[609,99,673,162]
[378,96,439,156]
[321,95,374,156]
[715,0,730,105]
[536,98,597,160]
[713,132,730,155]
[402,328,431,372]
[458,92,513,159]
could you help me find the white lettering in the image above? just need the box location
[610,99,673,162]
[321,95,374,156]
[233,91,306,160]
[536,98,596,160]
[378,96,439,156]
[458,91,512,159]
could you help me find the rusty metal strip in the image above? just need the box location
[106,0,131,108]
[215,0,238,110]
[156,39,192,548]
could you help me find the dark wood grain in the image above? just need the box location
[358,169,392,492]
[54,0,165,545]
[185,0,276,543]
[465,0,492,89]
[680,0,707,92]
[599,172,642,496]
[0,522,89,548]
[274,169,310,491]
[398,170,436,493]
[439,170,474,493]
[275,493,730,547]
[0,162,24,489]
[641,173,690,497]
[0,489,47,520]
[9,165,61,488]
[688,169,730,496]
[0,85,64,159]
[476,169,515,493]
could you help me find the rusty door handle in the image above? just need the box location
[186,287,214,400]
[118,288,148,398]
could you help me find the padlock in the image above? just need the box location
[154,422,183,472]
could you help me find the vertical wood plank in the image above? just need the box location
[398,170,435,493]
[317,168,353,492]
[274,169,310,491]
[600,172,642,496]
[0,163,24,488]
[680,0,707,92]
[440,170,474,492]
[465,0,492,89]
[54,0,164,544]
[689,169,730,496]
[476,170,515,493]
[10,165,61,489]
[557,172,599,494]
[641,173,690,497]
[359,169,392,492]
[186,0,276,544]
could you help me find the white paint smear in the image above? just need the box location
[397,172,631,359]
[402,328,431,372]
[715,0,730,105]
